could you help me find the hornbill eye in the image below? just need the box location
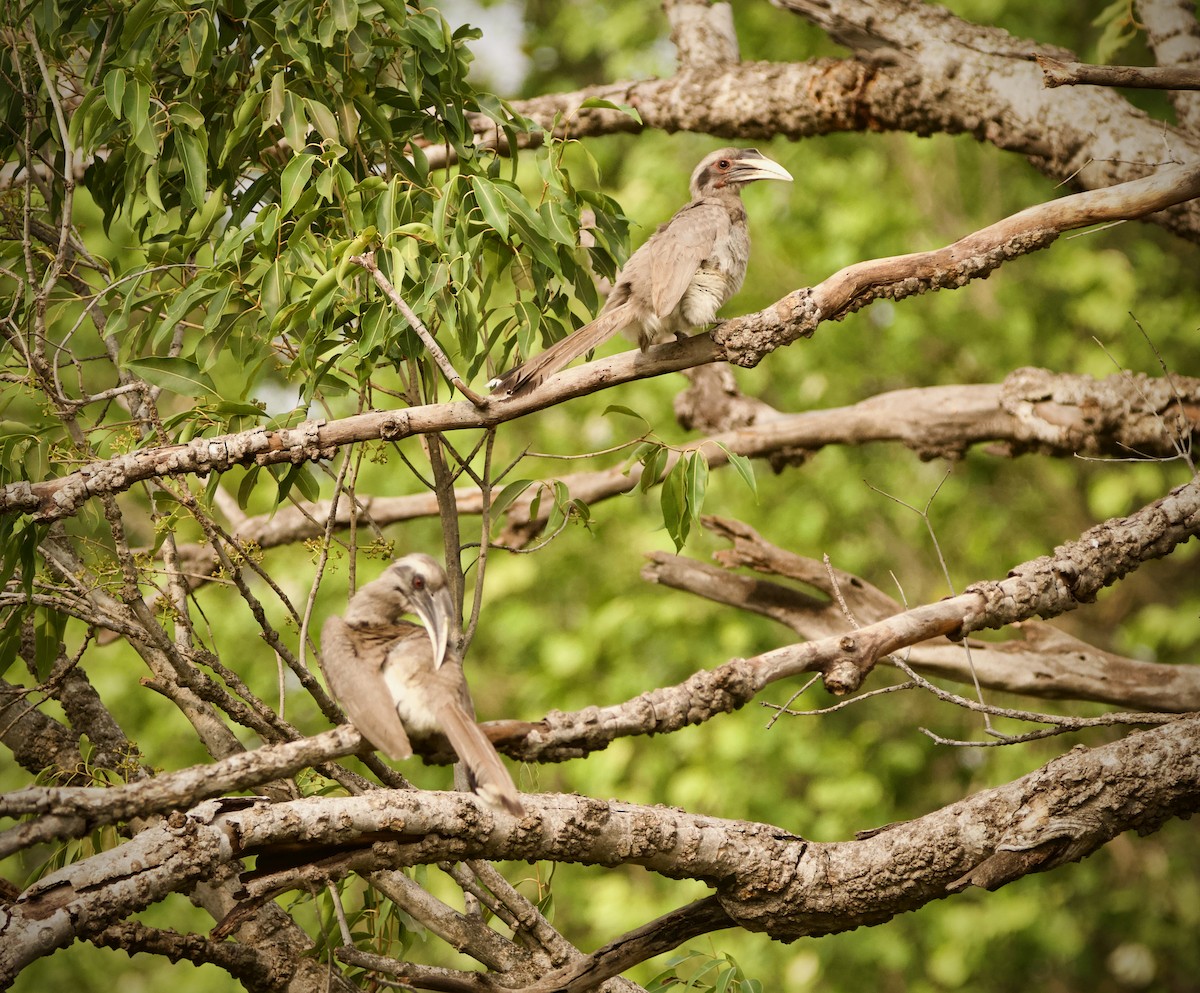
[411,575,425,591]
[718,159,731,169]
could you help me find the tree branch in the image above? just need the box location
[7,716,1196,980]
[494,474,1199,761]
[645,515,1200,713]
[1036,55,1200,90]
[6,158,1198,525]
[0,727,361,857]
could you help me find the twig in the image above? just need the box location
[351,251,488,408]
[1036,54,1200,90]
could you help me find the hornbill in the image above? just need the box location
[320,553,524,816]
[490,146,793,396]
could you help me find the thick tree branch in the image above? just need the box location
[649,516,1200,712]
[6,717,1196,980]
[714,160,1200,367]
[488,4,1200,239]
[6,160,1197,525]
[0,727,361,857]
[136,370,1197,582]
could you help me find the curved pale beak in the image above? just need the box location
[731,153,793,185]
[409,584,455,669]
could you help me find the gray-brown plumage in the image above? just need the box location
[320,554,524,816]
[490,147,793,396]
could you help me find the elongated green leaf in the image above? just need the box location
[685,451,709,526]
[660,457,688,550]
[125,357,219,399]
[472,176,509,241]
[579,96,643,125]
[104,68,126,118]
[177,129,207,207]
[121,0,159,45]
[281,153,317,216]
[639,445,669,493]
[604,404,650,430]
[719,446,757,501]
[490,478,535,522]
[33,607,68,680]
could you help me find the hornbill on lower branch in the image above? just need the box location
[320,554,524,816]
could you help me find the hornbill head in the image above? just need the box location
[689,147,794,198]
[375,553,455,668]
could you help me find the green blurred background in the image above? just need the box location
[7,1,1200,990]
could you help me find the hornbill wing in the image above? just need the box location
[320,616,413,761]
[644,199,731,318]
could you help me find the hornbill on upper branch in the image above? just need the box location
[320,554,524,816]
[490,146,793,396]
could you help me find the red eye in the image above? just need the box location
[718,159,730,169]
[411,575,425,590]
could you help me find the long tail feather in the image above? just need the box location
[490,305,633,397]
[437,700,525,816]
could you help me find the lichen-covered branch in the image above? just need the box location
[6,157,1197,525]
[5,715,1197,981]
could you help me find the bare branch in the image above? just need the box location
[7,156,1198,524]
[7,716,1195,981]
[0,727,361,857]
[499,475,1200,761]
[1137,0,1200,130]
[1037,55,1200,90]
[655,516,1200,712]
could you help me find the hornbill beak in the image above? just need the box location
[729,150,794,185]
[409,581,454,669]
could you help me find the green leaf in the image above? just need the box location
[406,9,447,51]
[33,607,68,681]
[125,78,158,158]
[177,129,208,207]
[180,14,210,77]
[125,357,219,399]
[719,446,757,501]
[281,91,308,151]
[330,0,357,32]
[579,96,643,125]
[281,153,317,216]
[170,101,204,131]
[639,445,669,493]
[540,201,576,246]
[306,97,340,143]
[121,0,159,45]
[660,457,688,551]
[104,68,126,118]
[603,404,650,430]
[489,478,535,522]
[276,463,320,503]
[471,176,509,241]
[265,71,286,134]
[237,466,261,510]
[685,451,709,525]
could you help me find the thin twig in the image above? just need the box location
[351,251,488,407]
